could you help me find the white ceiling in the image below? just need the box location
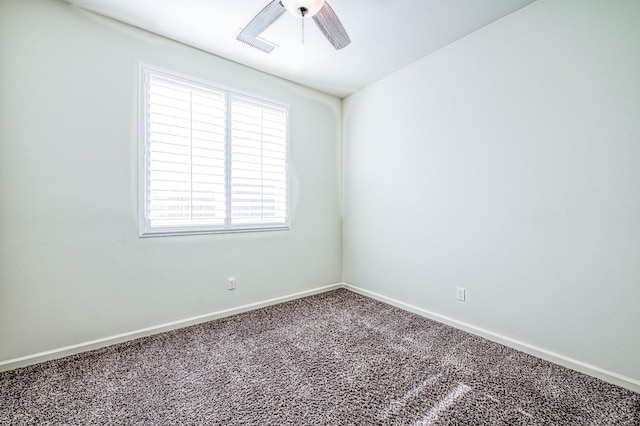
[66,0,535,98]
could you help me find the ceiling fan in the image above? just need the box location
[236,0,351,53]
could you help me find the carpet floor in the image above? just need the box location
[1,289,638,425]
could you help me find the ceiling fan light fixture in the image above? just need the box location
[281,0,326,18]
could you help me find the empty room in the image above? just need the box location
[1,0,638,424]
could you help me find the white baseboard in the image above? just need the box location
[343,283,640,394]
[3,282,638,394]
[0,283,342,373]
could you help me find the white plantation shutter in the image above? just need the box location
[146,74,227,228]
[230,96,288,225]
[140,65,290,236]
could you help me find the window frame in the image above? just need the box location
[138,63,291,237]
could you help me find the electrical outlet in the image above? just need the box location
[228,277,236,291]
[456,287,466,302]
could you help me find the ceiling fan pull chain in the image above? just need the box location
[299,6,307,44]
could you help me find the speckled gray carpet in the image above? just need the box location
[1,289,638,425]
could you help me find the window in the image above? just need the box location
[139,65,290,236]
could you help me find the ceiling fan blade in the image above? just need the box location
[312,2,351,50]
[239,0,286,38]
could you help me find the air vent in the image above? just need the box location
[236,30,278,53]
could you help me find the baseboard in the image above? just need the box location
[0,283,342,372]
[4,282,638,394]
[343,283,640,394]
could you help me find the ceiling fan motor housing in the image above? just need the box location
[281,0,325,17]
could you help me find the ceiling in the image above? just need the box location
[66,0,535,98]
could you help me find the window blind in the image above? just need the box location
[140,66,290,236]
[230,95,288,225]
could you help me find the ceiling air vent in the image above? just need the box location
[236,30,278,53]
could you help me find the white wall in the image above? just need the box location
[0,0,342,362]
[344,0,640,386]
